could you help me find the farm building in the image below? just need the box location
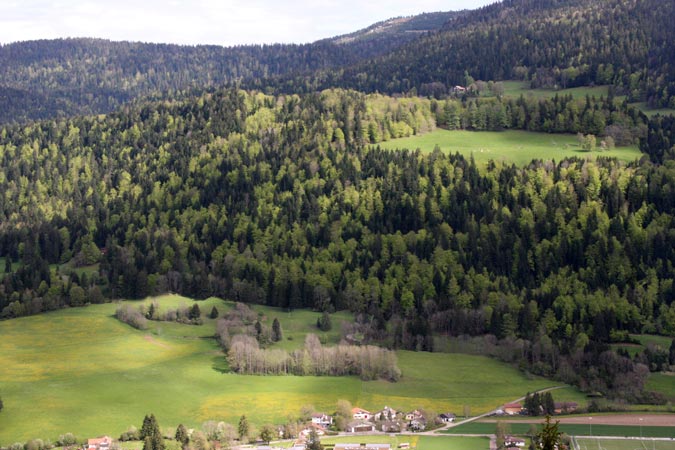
[554,402,578,414]
[503,403,523,415]
[86,436,112,450]
[439,413,456,423]
[347,420,376,433]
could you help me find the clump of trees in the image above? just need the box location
[523,392,556,416]
[116,302,204,328]
[216,303,281,347]
[226,333,400,381]
[140,414,164,450]
[115,304,148,330]
[317,312,332,331]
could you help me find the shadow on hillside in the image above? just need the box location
[212,355,229,374]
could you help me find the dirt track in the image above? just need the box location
[481,414,675,426]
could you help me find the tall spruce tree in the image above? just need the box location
[272,318,282,342]
[140,414,164,450]
[238,415,249,442]
[175,424,189,448]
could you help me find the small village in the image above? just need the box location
[81,398,581,450]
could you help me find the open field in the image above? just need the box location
[576,438,675,450]
[375,130,641,166]
[445,416,675,438]
[482,415,675,427]
[646,373,675,400]
[0,295,566,443]
[501,81,611,100]
[322,435,488,450]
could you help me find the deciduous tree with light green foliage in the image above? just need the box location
[259,424,275,444]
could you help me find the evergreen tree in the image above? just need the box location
[537,416,561,450]
[238,415,249,441]
[0,395,3,412]
[189,304,201,320]
[272,318,282,342]
[669,339,675,366]
[317,312,332,331]
[140,414,155,439]
[140,414,164,450]
[146,303,155,320]
[210,306,219,319]
[175,424,189,448]
[543,392,555,416]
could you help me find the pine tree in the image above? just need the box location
[140,414,164,450]
[146,302,155,320]
[537,416,561,450]
[238,415,249,441]
[317,312,331,331]
[669,339,675,366]
[140,414,155,439]
[175,424,189,447]
[189,303,201,320]
[543,392,555,416]
[272,318,282,342]
[210,306,219,319]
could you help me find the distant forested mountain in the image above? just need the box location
[266,0,675,108]
[2,0,674,124]
[0,12,459,124]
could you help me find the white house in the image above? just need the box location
[351,407,373,421]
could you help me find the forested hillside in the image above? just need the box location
[2,0,674,125]
[0,12,459,124]
[267,0,675,108]
[0,88,674,398]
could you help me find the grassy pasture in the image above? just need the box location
[375,129,641,166]
[322,435,488,450]
[501,81,611,100]
[444,422,675,438]
[0,295,565,443]
[575,438,675,450]
[645,372,675,400]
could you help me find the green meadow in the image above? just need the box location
[375,129,641,166]
[444,422,675,438]
[576,437,675,450]
[322,435,488,450]
[501,81,611,100]
[646,373,675,400]
[0,295,565,443]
